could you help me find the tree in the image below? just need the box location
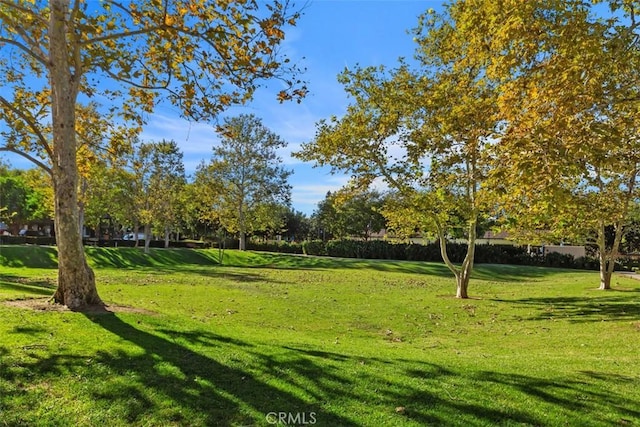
[469,0,640,289]
[252,202,289,241]
[295,7,500,298]
[82,160,136,239]
[194,114,292,250]
[145,140,186,248]
[75,103,138,239]
[312,192,341,240]
[0,0,305,309]
[313,188,386,240]
[0,168,51,230]
[126,140,186,252]
[282,207,311,241]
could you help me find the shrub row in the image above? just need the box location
[234,239,607,271]
[85,239,211,249]
[0,236,56,245]
[298,239,544,265]
[246,241,304,254]
[245,240,628,271]
[6,234,634,271]
[0,236,211,249]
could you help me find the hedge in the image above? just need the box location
[4,234,632,271]
[287,239,604,270]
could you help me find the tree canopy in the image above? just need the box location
[0,0,306,309]
[297,0,640,295]
[295,6,501,298]
[193,114,292,250]
[473,0,640,289]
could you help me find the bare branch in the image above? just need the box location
[102,67,171,91]
[0,146,52,175]
[0,34,47,67]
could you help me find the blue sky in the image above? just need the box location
[1,0,440,215]
[140,0,439,215]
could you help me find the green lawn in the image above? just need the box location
[1,246,639,426]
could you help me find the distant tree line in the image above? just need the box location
[0,114,394,250]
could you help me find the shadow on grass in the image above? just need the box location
[2,246,581,285]
[0,245,58,268]
[230,252,571,283]
[0,274,56,297]
[83,314,359,426]
[495,292,640,322]
[473,371,640,424]
[129,267,283,285]
[85,247,220,269]
[2,323,640,425]
[471,263,575,283]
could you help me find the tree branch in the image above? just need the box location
[0,95,53,160]
[0,34,47,67]
[80,25,165,46]
[0,146,51,175]
[435,218,460,278]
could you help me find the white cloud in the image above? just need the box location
[291,174,351,214]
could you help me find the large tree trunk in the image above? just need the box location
[78,176,87,239]
[164,225,170,248]
[49,0,101,309]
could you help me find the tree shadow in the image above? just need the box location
[473,370,640,424]
[493,293,640,322]
[235,252,577,283]
[3,326,640,425]
[0,274,56,297]
[85,247,219,269]
[0,245,59,268]
[10,325,51,335]
[379,362,640,426]
[121,267,282,285]
[82,313,359,426]
[471,263,575,283]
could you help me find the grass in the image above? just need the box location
[1,245,640,426]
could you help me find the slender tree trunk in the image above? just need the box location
[457,218,477,299]
[238,203,246,250]
[435,218,476,299]
[144,223,151,254]
[49,0,101,309]
[456,271,470,299]
[597,221,624,290]
[239,232,246,251]
[599,262,612,290]
[164,225,170,248]
[133,220,140,247]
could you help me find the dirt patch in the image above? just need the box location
[4,298,155,315]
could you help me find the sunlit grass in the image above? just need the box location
[1,246,640,426]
